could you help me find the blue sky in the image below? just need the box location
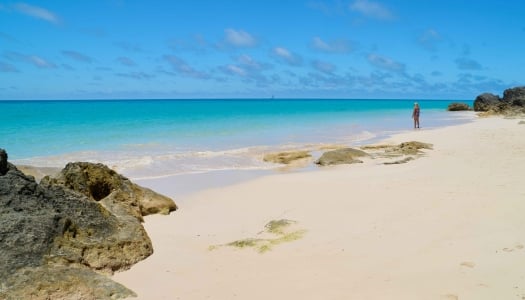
[0,0,524,100]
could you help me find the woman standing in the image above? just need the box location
[412,102,420,129]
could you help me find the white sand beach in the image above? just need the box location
[113,116,525,300]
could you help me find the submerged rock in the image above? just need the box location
[315,148,368,166]
[263,150,312,164]
[447,102,471,111]
[0,151,176,299]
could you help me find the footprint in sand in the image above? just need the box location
[501,243,524,253]
[460,261,475,268]
[442,294,458,300]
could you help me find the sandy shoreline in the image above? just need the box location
[113,116,525,300]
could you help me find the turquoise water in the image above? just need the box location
[0,99,474,178]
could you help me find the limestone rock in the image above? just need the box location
[315,148,368,166]
[447,102,471,111]
[394,141,433,155]
[473,87,525,115]
[0,153,156,299]
[473,93,501,112]
[502,86,525,107]
[41,162,177,221]
[1,266,135,300]
[263,151,311,164]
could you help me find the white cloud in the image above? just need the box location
[418,29,441,51]
[62,50,92,63]
[312,37,353,53]
[163,55,210,79]
[367,53,405,72]
[223,65,247,77]
[29,55,55,68]
[4,51,55,68]
[14,3,59,24]
[224,28,257,47]
[349,0,394,20]
[272,47,302,66]
[312,60,336,74]
[455,57,482,70]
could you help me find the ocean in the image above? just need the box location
[1,99,474,180]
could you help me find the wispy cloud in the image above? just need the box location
[4,51,56,68]
[0,61,19,72]
[219,55,273,87]
[13,3,60,24]
[312,37,353,53]
[455,57,482,70]
[115,41,143,52]
[117,56,136,67]
[349,0,394,20]
[418,29,441,51]
[170,35,209,53]
[62,50,93,63]
[116,72,154,80]
[163,55,210,79]
[307,0,347,16]
[367,53,405,72]
[272,47,303,66]
[312,60,336,74]
[224,29,257,47]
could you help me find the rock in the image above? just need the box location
[473,93,501,112]
[384,157,414,165]
[263,151,311,164]
[41,162,177,221]
[519,121,525,125]
[447,102,471,111]
[315,148,368,166]
[2,266,136,300]
[502,86,525,107]
[473,87,525,115]
[394,141,433,155]
[0,148,7,175]
[0,154,157,299]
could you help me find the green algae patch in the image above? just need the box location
[210,219,306,253]
[265,219,296,235]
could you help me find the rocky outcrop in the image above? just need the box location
[315,148,368,166]
[502,86,525,107]
[473,86,525,115]
[41,162,177,221]
[0,151,176,299]
[393,141,433,155]
[473,93,501,111]
[263,151,311,164]
[0,148,7,175]
[447,102,471,111]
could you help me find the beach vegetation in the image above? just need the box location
[209,219,306,253]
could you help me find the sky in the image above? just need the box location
[0,0,524,100]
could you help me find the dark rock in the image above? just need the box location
[502,86,525,107]
[447,102,471,111]
[0,153,159,299]
[473,93,501,112]
[0,148,7,175]
[315,148,368,166]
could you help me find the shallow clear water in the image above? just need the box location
[0,99,474,179]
